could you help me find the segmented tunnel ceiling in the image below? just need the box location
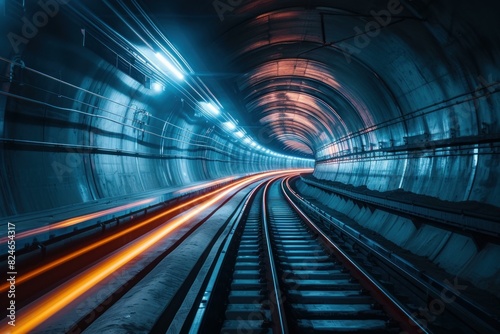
[2,0,499,216]
[3,0,499,164]
[128,0,499,159]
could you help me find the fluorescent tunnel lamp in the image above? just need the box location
[199,101,220,116]
[223,121,236,131]
[155,52,185,80]
[152,82,164,92]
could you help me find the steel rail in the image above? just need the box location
[187,180,267,333]
[287,176,500,333]
[281,177,429,334]
[262,178,289,334]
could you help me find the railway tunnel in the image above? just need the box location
[1,0,499,333]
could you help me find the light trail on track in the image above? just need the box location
[0,169,311,333]
[0,198,157,244]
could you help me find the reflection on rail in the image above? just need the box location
[192,176,426,333]
[0,172,298,294]
[0,169,310,334]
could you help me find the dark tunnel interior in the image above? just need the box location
[0,0,499,332]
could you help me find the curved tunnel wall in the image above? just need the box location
[308,3,500,206]
[212,0,500,207]
[1,0,499,217]
[0,25,308,217]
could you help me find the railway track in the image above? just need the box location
[0,171,298,333]
[192,177,425,333]
[288,177,500,334]
[5,172,495,333]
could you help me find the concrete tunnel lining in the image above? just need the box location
[0,0,499,323]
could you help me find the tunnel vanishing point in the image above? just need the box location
[1,0,499,333]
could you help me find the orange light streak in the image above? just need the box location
[173,176,237,194]
[0,178,250,294]
[0,198,157,244]
[0,176,240,245]
[0,169,307,333]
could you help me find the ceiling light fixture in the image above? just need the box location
[151,81,164,92]
[223,121,236,131]
[155,52,184,80]
[199,101,220,116]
